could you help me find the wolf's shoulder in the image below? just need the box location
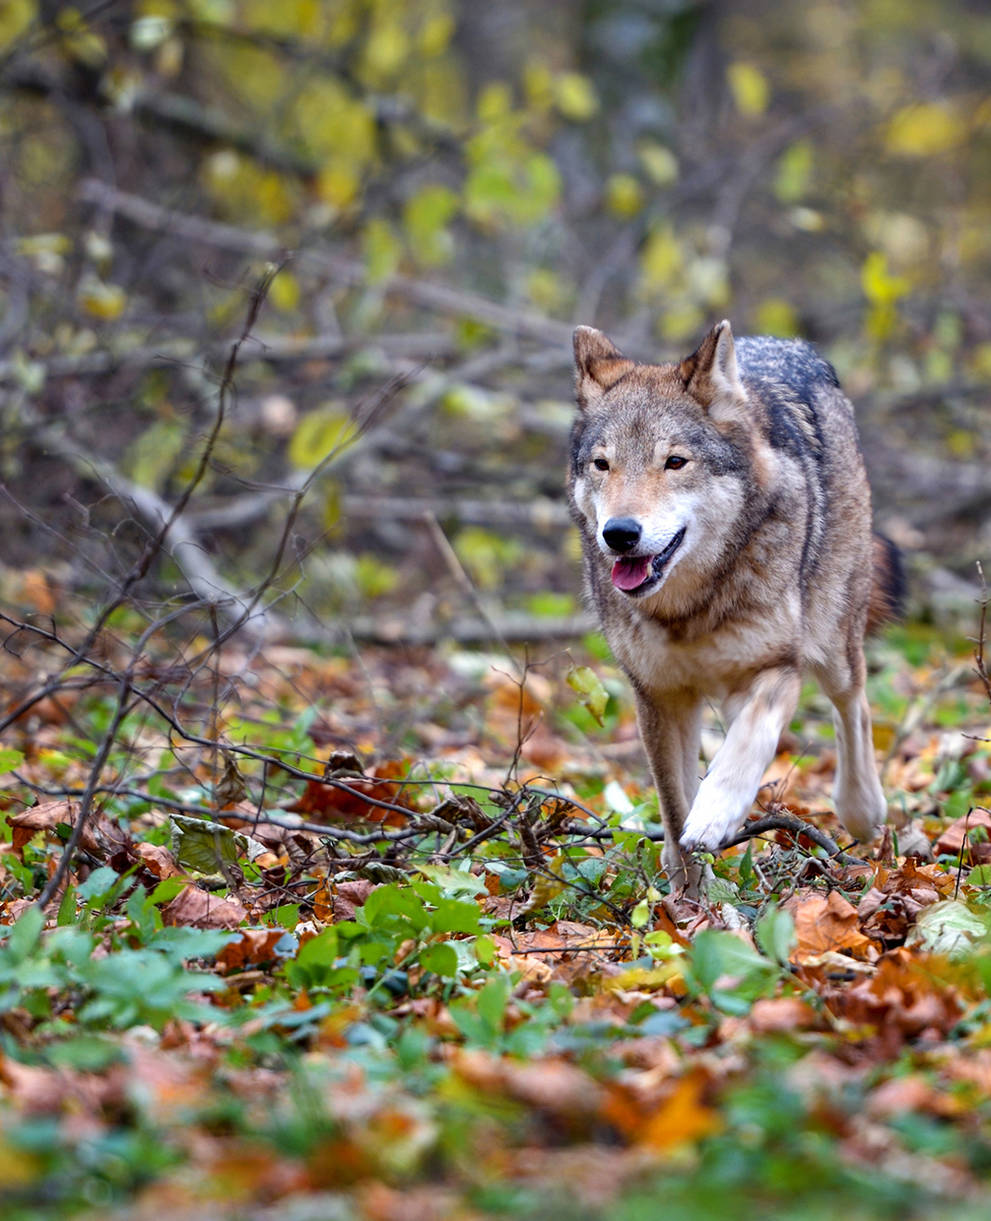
[735,335,840,396]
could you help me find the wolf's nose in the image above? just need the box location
[602,517,642,553]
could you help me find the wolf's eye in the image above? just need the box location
[665,455,688,470]
[592,457,610,472]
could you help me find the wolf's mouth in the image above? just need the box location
[610,527,686,595]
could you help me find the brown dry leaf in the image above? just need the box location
[10,800,133,864]
[161,885,246,929]
[132,841,185,879]
[314,878,377,924]
[839,947,965,1052]
[858,857,955,946]
[748,996,819,1033]
[287,767,415,827]
[787,889,875,962]
[866,1073,960,1119]
[933,806,991,857]
[454,1049,604,1129]
[18,569,55,616]
[216,928,285,973]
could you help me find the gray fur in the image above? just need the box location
[568,321,891,894]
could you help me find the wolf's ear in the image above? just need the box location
[573,326,635,409]
[680,320,746,418]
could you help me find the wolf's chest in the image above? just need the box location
[607,604,797,700]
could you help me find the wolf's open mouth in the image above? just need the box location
[610,527,686,594]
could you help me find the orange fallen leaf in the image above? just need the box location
[637,1071,722,1152]
[787,889,875,962]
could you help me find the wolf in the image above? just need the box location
[567,320,903,893]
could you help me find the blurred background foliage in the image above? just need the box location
[0,0,988,639]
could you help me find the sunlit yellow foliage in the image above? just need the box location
[289,407,358,469]
[360,16,410,85]
[268,271,300,313]
[363,218,402,283]
[754,298,800,337]
[774,140,813,203]
[861,251,910,340]
[477,82,514,124]
[884,102,968,157]
[202,152,294,225]
[605,174,644,218]
[638,141,678,186]
[404,184,459,266]
[0,0,35,50]
[291,79,376,166]
[523,60,555,114]
[660,303,704,343]
[526,268,568,313]
[553,72,599,121]
[316,164,361,212]
[727,61,769,116]
[56,7,107,66]
[418,9,454,56]
[640,226,683,291]
[241,0,323,38]
[77,277,127,321]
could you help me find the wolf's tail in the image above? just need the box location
[867,533,906,633]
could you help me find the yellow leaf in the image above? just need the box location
[418,12,454,56]
[362,19,409,81]
[554,72,599,121]
[754,298,799,337]
[316,163,360,211]
[640,225,683,290]
[637,140,678,186]
[288,408,357,469]
[884,103,967,157]
[268,270,300,313]
[727,61,769,117]
[605,173,644,218]
[78,278,127,321]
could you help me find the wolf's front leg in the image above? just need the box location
[634,691,703,894]
[679,666,801,854]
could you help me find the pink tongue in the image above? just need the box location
[611,556,652,591]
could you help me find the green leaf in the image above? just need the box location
[567,665,609,726]
[419,942,459,977]
[413,864,488,897]
[432,898,482,935]
[169,814,267,875]
[77,866,122,906]
[5,905,44,961]
[755,905,796,966]
[0,748,25,775]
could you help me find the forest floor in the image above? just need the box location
[1,609,991,1221]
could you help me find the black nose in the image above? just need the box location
[602,517,642,553]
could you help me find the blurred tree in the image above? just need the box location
[0,0,988,635]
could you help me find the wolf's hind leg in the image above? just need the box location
[819,657,886,842]
[634,691,702,894]
[680,666,801,853]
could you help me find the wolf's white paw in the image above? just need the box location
[834,780,887,842]
[679,785,746,853]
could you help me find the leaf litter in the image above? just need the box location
[0,629,990,1219]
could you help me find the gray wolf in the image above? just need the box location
[567,320,903,893]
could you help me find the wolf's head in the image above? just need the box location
[568,321,762,607]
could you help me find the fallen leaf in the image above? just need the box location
[787,890,875,962]
[161,885,247,930]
